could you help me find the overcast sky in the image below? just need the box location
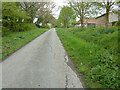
[52,0,68,19]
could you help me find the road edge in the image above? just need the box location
[56,30,87,89]
[1,30,48,63]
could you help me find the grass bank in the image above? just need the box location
[1,28,48,60]
[56,27,119,89]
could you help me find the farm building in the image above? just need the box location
[96,13,118,27]
[75,18,96,27]
[75,12,118,27]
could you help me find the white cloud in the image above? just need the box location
[52,0,68,19]
[52,0,65,6]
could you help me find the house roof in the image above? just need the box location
[95,9,119,19]
[86,18,96,24]
[95,14,106,19]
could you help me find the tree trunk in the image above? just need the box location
[80,16,84,28]
[80,3,84,28]
[105,13,109,27]
[105,2,110,27]
[63,20,66,28]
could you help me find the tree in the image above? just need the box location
[18,2,41,23]
[35,2,56,27]
[48,15,57,27]
[69,0,93,28]
[2,2,29,33]
[93,0,116,27]
[58,6,76,28]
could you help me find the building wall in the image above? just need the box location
[96,15,106,27]
[109,13,118,23]
[96,15,112,27]
[75,23,87,27]
[87,23,96,27]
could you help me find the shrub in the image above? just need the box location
[41,25,50,28]
[2,27,10,36]
[114,20,120,26]
[104,27,116,34]
[18,23,35,31]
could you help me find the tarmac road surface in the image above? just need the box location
[1,28,84,88]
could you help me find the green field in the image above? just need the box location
[1,28,48,60]
[56,27,119,89]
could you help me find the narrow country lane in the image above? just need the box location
[1,28,83,88]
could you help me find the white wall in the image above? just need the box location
[109,13,118,23]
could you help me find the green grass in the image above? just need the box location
[56,27,119,89]
[1,28,48,60]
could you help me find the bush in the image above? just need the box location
[41,25,50,28]
[104,27,116,34]
[2,27,10,36]
[2,2,30,33]
[18,23,35,31]
[114,20,120,26]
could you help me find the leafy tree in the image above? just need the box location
[2,2,30,33]
[93,0,116,27]
[18,2,41,23]
[35,2,56,27]
[69,1,93,28]
[58,6,76,28]
[56,19,61,27]
[48,15,57,27]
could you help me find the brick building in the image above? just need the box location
[86,18,96,27]
[96,14,112,27]
[75,18,96,27]
[96,13,118,27]
[75,12,118,27]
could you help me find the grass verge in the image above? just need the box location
[56,27,119,89]
[1,28,48,60]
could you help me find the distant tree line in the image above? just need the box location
[2,2,56,36]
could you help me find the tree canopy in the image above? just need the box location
[69,1,96,28]
[2,2,30,33]
[2,2,56,35]
[93,1,116,27]
[58,6,76,28]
